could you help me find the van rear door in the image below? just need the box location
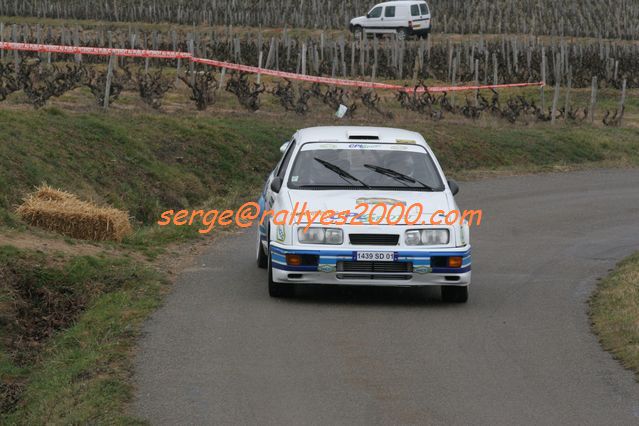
[411,2,431,30]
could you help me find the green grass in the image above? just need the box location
[426,123,639,174]
[0,245,165,424]
[0,108,292,226]
[590,252,639,380]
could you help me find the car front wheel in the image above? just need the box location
[352,25,363,39]
[256,227,268,269]
[441,286,468,303]
[268,250,295,298]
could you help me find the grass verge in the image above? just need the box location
[0,245,166,424]
[590,252,639,380]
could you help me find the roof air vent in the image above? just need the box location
[347,130,380,140]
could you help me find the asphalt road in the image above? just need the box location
[134,169,639,425]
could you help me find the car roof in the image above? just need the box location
[373,0,425,6]
[294,126,428,146]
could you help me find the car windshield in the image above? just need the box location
[287,143,445,191]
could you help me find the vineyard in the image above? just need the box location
[2,0,639,39]
[0,1,636,128]
[2,21,638,87]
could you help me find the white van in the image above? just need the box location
[349,1,432,40]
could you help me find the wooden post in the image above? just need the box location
[540,48,546,112]
[451,56,457,107]
[411,56,419,88]
[484,49,489,84]
[301,43,307,75]
[188,37,195,86]
[36,24,42,61]
[12,24,19,72]
[551,79,560,124]
[551,53,560,124]
[447,40,453,81]
[103,54,115,110]
[373,37,379,79]
[474,58,479,106]
[265,37,275,69]
[219,68,226,92]
[74,26,82,63]
[46,26,52,64]
[589,76,598,123]
[564,68,572,122]
[0,22,4,61]
[144,32,150,73]
[350,41,355,77]
[172,31,181,81]
[257,51,264,84]
[618,78,627,126]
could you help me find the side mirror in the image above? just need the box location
[366,13,371,18]
[279,142,289,154]
[448,179,460,196]
[271,177,283,193]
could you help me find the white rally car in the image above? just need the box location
[256,127,471,303]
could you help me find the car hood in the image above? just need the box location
[350,16,366,25]
[287,190,451,224]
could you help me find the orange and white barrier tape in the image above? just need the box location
[0,42,544,93]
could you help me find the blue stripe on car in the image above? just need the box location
[270,246,471,273]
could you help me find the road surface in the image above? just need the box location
[134,169,639,425]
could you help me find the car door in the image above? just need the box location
[265,139,296,211]
[382,5,399,33]
[364,5,384,30]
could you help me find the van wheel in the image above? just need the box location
[256,227,267,269]
[268,251,295,298]
[441,286,468,303]
[396,28,408,41]
[353,26,363,39]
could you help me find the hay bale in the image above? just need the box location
[33,185,77,202]
[16,185,133,242]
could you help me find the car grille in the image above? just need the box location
[336,261,413,280]
[348,234,400,246]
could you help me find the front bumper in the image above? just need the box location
[270,243,471,287]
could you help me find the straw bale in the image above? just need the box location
[16,185,133,242]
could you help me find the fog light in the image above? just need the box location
[286,254,302,266]
[448,257,463,268]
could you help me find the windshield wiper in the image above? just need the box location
[314,158,371,189]
[363,164,436,191]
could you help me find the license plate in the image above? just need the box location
[354,251,397,262]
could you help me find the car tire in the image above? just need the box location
[353,26,363,39]
[256,226,268,269]
[441,286,468,303]
[268,250,295,298]
[396,28,408,41]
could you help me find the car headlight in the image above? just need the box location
[298,227,343,245]
[405,229,449,246]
